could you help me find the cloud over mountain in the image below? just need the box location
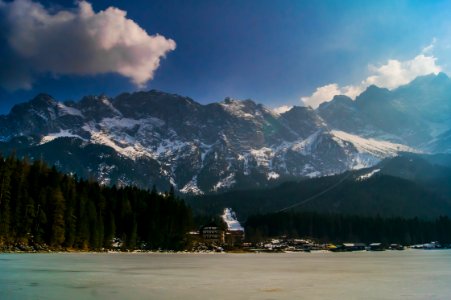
[301,49,442,108]
[301,84,362,110]
[0,0,176,90]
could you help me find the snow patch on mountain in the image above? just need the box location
[40,129,85,144]
[101,117,144,129]
[290,130,322,155]
[57,103,84,117]
[347,153,381,170]
[357,169,380,181]
[267,171,280,180]
[100,96,122,116]
[220,99,254,119]
[250,147,274,168]
[97,163,117,185]
[331,130,417,157]
[83,123,153,160]
[180,175,203,195]
[213,173,236,192]
[155,139,190,157]
[2,89,434,194]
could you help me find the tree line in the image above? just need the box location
[245,211,451,245]
[190,172,451,220]
[0,154,192,251]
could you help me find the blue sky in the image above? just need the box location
[0,0,450,113]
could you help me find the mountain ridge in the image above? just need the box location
[0,73,450,193]
[188,153,451,219]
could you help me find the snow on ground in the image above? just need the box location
[199,142,214,164]
[180,175,203,195]
[40,129,85,144]
[213,173,236,191]
[57,103,84,117]
[250,147,275,168]
[357,169,380,181]
[290,130,322,155]
[267,171,280,180]
[97,163,117,186]
[155,139,190,157]
[81,117,186,160]
[305,171,321,178]
[100,96,123,116]
[331,130,417,157]
[347,153,381,170]
[221,208,244,231]
[83,124,153,160]
[220,99,254,119]
[237,153,251,175]
[29,108,52,121]
[101,117,144,129]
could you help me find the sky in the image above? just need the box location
[0,0,450,114]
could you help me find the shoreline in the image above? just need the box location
[2,248,450,255]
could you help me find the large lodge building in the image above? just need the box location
[200,208,244,246]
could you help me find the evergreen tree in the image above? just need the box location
[49,188,66,247]
[0,154,193,251]
[0,156,12,244]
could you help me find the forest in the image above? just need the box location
[245,212,451,245]
[189,170,451,220]
[2,153,451,252]
[0,154,192,251]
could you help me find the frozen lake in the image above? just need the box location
[1,250,451,299]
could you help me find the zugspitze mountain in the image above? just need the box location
[1,73,451,194]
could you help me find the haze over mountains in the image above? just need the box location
[0,73,450,194]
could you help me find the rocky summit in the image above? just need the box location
[1,73,451,194]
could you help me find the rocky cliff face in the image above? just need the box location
[1,73,450,194]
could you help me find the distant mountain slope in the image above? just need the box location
[188,153,451,219]
[318,73,451,150]
[0,73,450,193]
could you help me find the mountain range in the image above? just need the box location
[188,152,451,219]
[0,73,450,194]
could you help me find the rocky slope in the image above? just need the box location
[1,73,450,194]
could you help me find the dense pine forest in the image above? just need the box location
[3,154,451,252]
[0,154,192,251]
[189,171,451,220]
[245,212,451,245]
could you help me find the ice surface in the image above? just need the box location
[2,252,451,300]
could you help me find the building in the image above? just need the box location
[369,243,384,251]
[200,221,225,244]
[343,243,366,251]
[199,208,245,247]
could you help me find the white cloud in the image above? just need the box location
[301,84,341,109]
[0,0,176,90]
[363,54,441,89]
[273,105,293,114]
[300,83,364,109]
[301,50,442,108]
